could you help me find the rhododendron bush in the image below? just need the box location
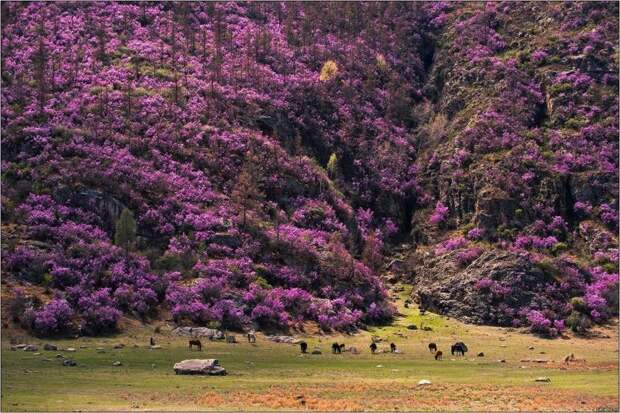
[1,2,618,337]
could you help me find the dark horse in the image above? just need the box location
[189,339,202,351]
[390,343,397,353]
[451,342,468,356]
[435,350,443,360]
[300,341,308,353]
[369,342,377,354]
[332,342,345,354]
[150,337,155,346]
[428,342,437,353]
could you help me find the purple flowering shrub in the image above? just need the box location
[4,195,170,336]
[429,201,449,226]
[34,299,74,337]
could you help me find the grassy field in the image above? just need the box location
[2,287,618,411]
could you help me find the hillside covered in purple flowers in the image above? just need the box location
[2,2,618,338]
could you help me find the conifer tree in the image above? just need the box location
[115,208,137,253]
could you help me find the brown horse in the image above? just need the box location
[189,339,202,351]
[390,343,397,353]
[435,350,443,360]
[369,342,377,354]
[428,342,437,353]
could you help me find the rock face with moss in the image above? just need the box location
[414,250,554,325]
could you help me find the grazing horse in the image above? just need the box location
[451,342,468,356]
[189,339,202,351]
[300,341,308,353]
[150,337,155,346]
[332,342,342,354]
[390,343,397,353]
[428,342,437,353]
[247,331,257,343]
[435,350,443,360]
[369,342,377,354]
[339,343,345,352]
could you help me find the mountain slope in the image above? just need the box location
[1,2,617,337]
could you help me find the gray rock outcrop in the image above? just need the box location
[413,249,554,325]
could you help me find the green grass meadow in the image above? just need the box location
[2,289,618,411]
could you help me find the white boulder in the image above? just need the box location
[173,359,227,376]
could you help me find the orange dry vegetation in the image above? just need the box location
[136,382,617,411]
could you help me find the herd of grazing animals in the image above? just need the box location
[182,332,470,361]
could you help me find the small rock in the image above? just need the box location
[63,359,77,367]
[112,361,122,366]
[477,352,484,357]
[13,344,28,350]
[417,379,432,386]
[33,352,41,356]
[65,348,76,352]
[376,364,383,368]
[347,346,359,354]
[500,344,507,348]
[539,351,546,354]
[23,345,38,352]
[43,344,58,351]
[498,359,506,363]
[113,344,125,349]
[421,326,433,331]
[150,345,162,350]
[528,346,534,350]
[406,324,418,330]
[55,354,65,359]
[80,346,88,349]
[311,350,322,355]
[534,377,551,383]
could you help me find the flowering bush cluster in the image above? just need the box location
[1,2,617,337]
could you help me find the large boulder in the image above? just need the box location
[172,327,224,339]
[173,359,226,376]
[69,189,126,231]
[413,249,552,325]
